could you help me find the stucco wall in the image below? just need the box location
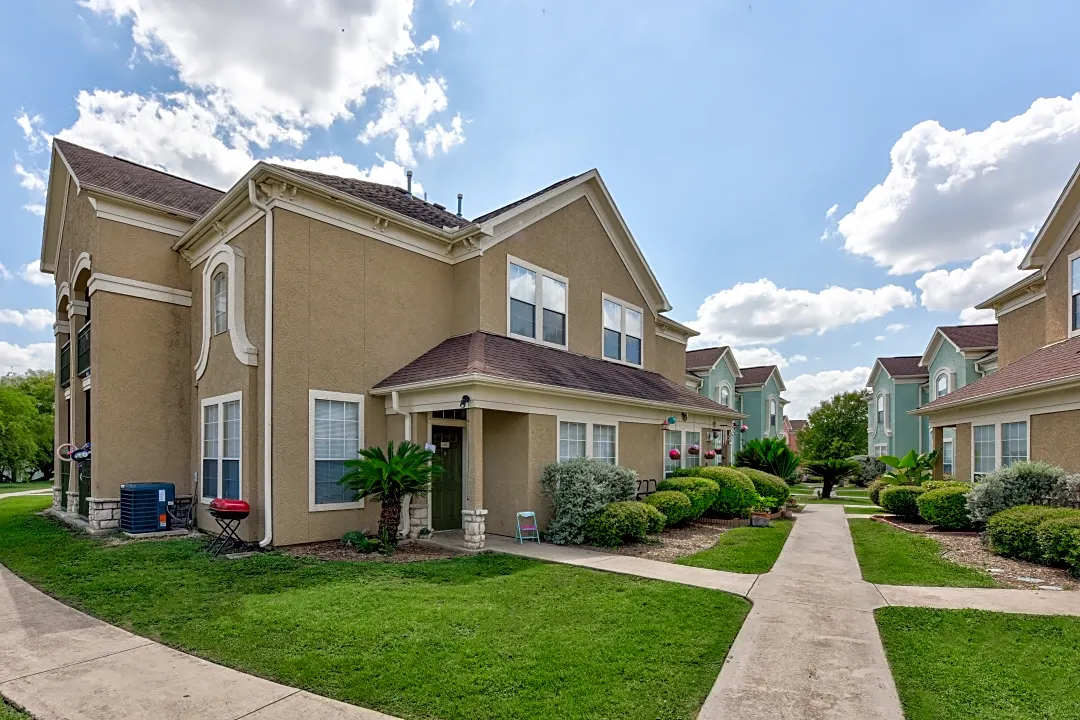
[93,218,192,290]
[928,340,969,398]
[482,410,531,536]
[1044,224,1080,345]
[954,422,972,481]
[892,382,923,458]
[270,208,456,545]
[618,421,663,482]
[470,197,662,369]
[998,297,1047,369]
[1032,410,1080,473]
[653,335,688,385]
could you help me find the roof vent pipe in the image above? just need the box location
[457,193,463,217]
[406,170,413,195]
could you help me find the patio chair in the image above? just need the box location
[516,511,541,544]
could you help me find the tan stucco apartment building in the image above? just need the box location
[41,139,741,548]
[914,161,1080,480]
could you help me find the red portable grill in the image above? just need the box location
[206,498,250,557]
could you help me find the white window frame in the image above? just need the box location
[941,438,954,475]
[876,392,891,435]
[968,412,1031,478]
[717,382,732,408]
[556,414,619,464]
[200,391,242,504]
[872,442,888,458]
[506,255,569,350]
[934,370,950,400]
[768,396,778,437]
[212,269,228,336]
[1069,249,1080,338]
[309,390,366,512]
[601,293,645,367]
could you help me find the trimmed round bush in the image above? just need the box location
[737,468,791,506]
[583,501,664,547]
[967,461,1072,524]
[987,505,1080,561]
[540,458,638,545]
[879,485,927,519]
[657,477,720,519]
[916,486,973,530]
[644,490,693,527]
[921,480,968,492]
[849,455,886,487]
[674,466,758,518]
[1037,515,1080,567]
[868,476,902,506]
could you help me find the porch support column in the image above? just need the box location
[462,407,487,550]
[931,426,944,480]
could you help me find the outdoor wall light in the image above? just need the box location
[460,395,471,408]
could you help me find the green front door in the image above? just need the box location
[431,425,464,531]
[77,461,90,517]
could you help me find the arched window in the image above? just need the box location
[877,393,886,426]
[212,270,228,335]
[769,398,777,435]
[935,371,949,399]
[720,385,730,408]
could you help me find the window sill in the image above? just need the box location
[508,331,567,352]
[601,354,643,370]
[309,500,366,512]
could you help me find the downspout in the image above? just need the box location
[248,179,274,548]
[391,391,412,537]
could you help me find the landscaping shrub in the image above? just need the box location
[1036,515,1080,568]
[986,505,1080,561]
[342,531,383,554]
[849,455,886,487]
[735,437,801,483]
[657,476,720,519]
[644,490,692,527]
[868,476,902,506]
[916,486,973,530]
[541,459,637,545]
[921,480,968,492]
[736,468,791,505]
[879,485,927,519]
[583,501,664,547]
[674,466,758,518]
[967,461,1078,524]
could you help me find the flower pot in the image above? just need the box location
[750,511,771,527]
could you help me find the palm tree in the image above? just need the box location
[339,441,442,548]
[803,458,859,499]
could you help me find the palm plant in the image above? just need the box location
[878,449,939,486]
[735,437,801,483]
[339,441,442,548]
[803,458,859,499]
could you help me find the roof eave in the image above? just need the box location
[912,374,1080,416]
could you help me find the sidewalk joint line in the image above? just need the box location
[0,640,154,686]
[231,689,302,720]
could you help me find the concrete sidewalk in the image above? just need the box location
[698,505,904,720]
[0,489,52,500]
[0,566,399,720]
[878,584,1080,616]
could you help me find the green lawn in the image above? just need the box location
[796,496,875,506]
[0,481,51,495]
[0,702,30,720]
[843,506,883,515]
[878,607,1080,719]
[676,520,793,573]
[0,497,749,720]
[848,519,996,587]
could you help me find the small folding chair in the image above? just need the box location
[516,511,541,544]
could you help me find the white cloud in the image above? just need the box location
[819,229,830,241]
[0,264,10,280]
[825,203,838,218]
[0,309,54,331]
[785,366,872,419]
[0,342,54,374]
[359,74,449,142]
[14,164,46,193]
[915,246,1031,315]
[838,94,1080,275]
[15,111,48,151]
[273,155,421,194]
[18,261,52,287]
[23,204,46,216]
[687,278,915,346]
[452,19,467,31]
[730,347,808,369]
[421,115,465,158]
[852,341,862,347]
[875,335,886,341]
[960,307,997,324]
[886,323,906,332]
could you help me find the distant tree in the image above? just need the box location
[0,371,55,483]
[796,389,869,462]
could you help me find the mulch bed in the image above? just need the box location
[283,540,464,563]
[581,523,724,562]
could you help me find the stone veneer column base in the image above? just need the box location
[408,502,428,539]
[461,508,488,550]
[87,498,121,533]
[51,487,63,512]
[65,490,81,517]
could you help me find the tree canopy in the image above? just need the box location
[795,389,869,462]
[0,371,54,483]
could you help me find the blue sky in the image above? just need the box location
[4,0,1080,416]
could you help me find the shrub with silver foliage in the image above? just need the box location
[967,461,1080,523]
[849,455,887,487]
[540,458,638,545]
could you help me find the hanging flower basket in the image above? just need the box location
[687,444,700,456]
[740,424,749,433]
[669,448,682,461]
[703,449,716,460]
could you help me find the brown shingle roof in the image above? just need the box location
[374,332,738,414]
[788,419,807,431]
[735,365,777,387]
[685,346,729,371]
[920,336,1080,411]
[54,139,223,216]
[939,324,998,350]
[472,175,581,224]
[273,165,469,230]
[877,356,927,379]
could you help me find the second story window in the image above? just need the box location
[1071,254,1080,334]
[602,295,643,366]
[212,270,228,335]
[876,393,886,427]
[508,257,567,348]
[935,371,949,399]
[720,385,731,407]
[769,398,777,435]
